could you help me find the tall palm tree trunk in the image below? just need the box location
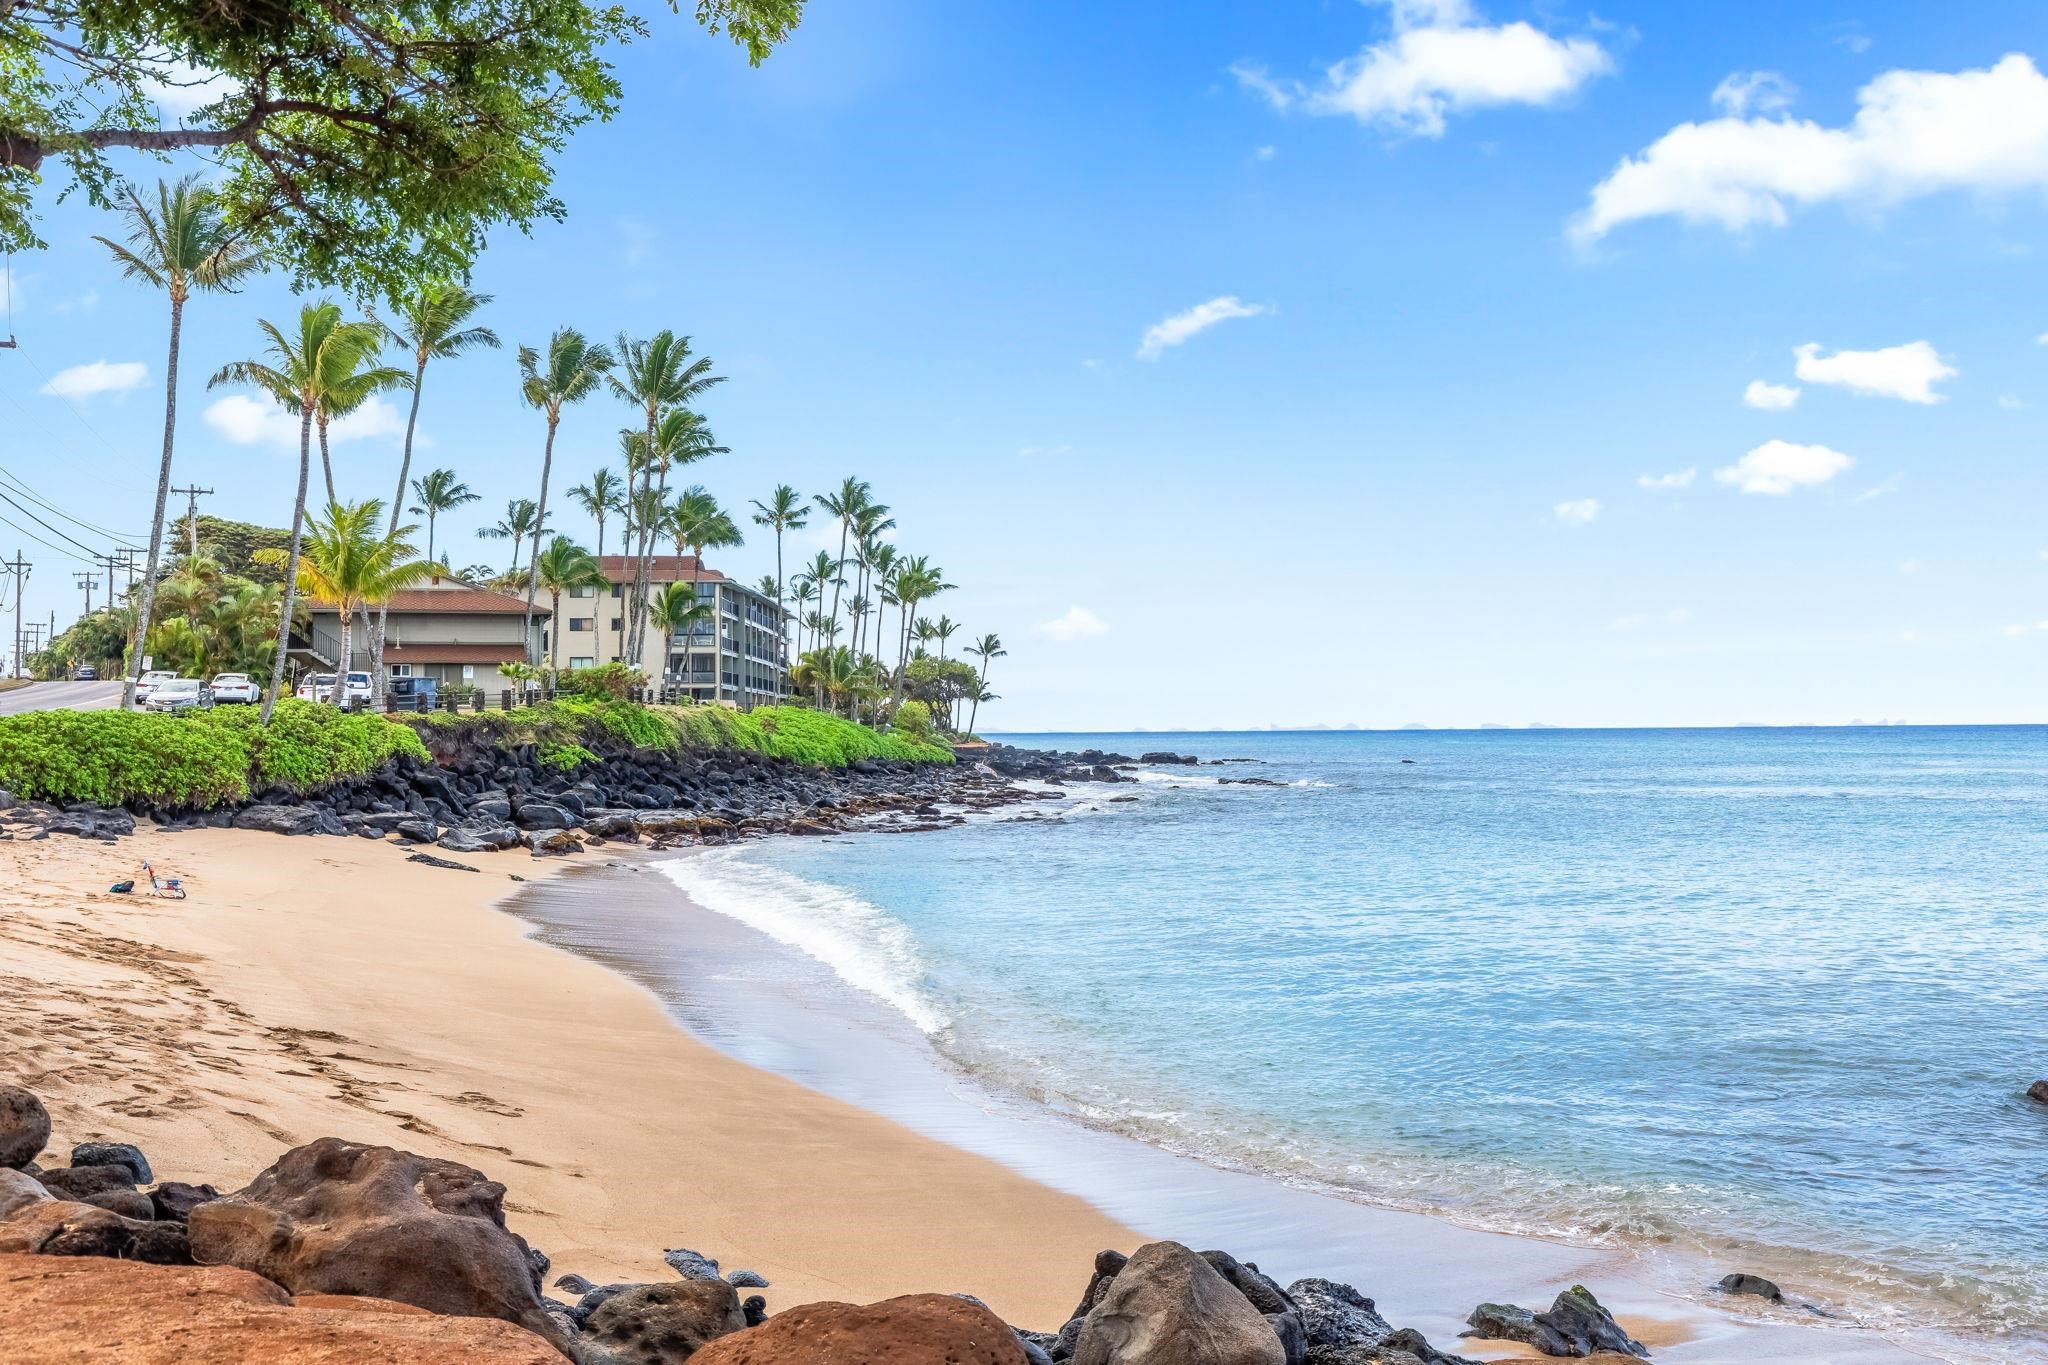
[125,291,184,710]
[333,607,353,708]
[372,355,429,702]
[829,519,849,640]
[263,408,315,723]
[425,510,437,563]
[317,417,337,508]
[549,588,563,671]
[522,416,558,665]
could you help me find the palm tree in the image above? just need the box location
[749,484,807,656]
[569,468,626,556]
[848,502,895,656]
[95,174,264,709]
[407,469,478,562]
[291,499,434,706]
[609,332,723,668]
[311,325,410,508]
[932,613,960,662]
[812,477,870,643]
[374,285,498,698]
[965,633,1005,736]
[531,537,609,672]
[210,302,384,721]
[667,486,744,563]
[518,329,614,662]
[477,499,544,571]
[650,581,716,686]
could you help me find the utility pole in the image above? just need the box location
[74,571,97,621]
[1,553,28,680]
[170,486,213,558]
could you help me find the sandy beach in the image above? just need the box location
[0,824,1939,1360]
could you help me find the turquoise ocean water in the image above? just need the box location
[658,727,2048,1346]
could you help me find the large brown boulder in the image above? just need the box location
[1072,1241,1287,1365]
[186,1137,569,1355]
[581,1279,747,1362]
[0,1251,566,1362]
[691,1293,1028,1364]
[0,1085,49,1169]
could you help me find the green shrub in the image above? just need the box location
[556,662,644,700]
[891,699,934,741]
[210,700,429,791]
[0,699,430,807]
[538,741,598,771]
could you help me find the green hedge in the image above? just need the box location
[0,700,429,808]
[402,699,952,768]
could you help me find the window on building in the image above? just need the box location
[570,585,595,598]
[569,617,595,632]
[390,663,413,677]
[569,656,595,669]
[609,617,624,632]
[610,584,622,597]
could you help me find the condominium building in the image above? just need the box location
[572,555,788,706]
[298,574,548,693]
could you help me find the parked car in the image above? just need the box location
[208,672,262,704]
[143,678,213,714]
[71,664,97,681]
[295,671,373,704]
[387,675,439,709]
[134,670,177,703]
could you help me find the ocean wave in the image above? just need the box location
[655,851,951,1035]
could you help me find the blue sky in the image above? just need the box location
[7,0,2048,729]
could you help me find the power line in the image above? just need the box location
[171,485,213,557]
[2,553,29,679]
[0,462,144,543]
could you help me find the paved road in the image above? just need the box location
[0,680,124,715]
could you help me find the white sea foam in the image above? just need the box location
[657,851,951,1034]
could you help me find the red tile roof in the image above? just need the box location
[306,579,549,616]
[595,555,729,584]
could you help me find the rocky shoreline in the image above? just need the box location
[0,741,1211,855]
[0,1075,1669,1363]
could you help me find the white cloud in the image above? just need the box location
[1041,605,1110,641]
[1999,393,2025,410]
[1016,443,1072,458]
[1255,145,1277,161]
[1233,0,1611,138]
[1574,54,2048,242]
[1854,473,1903,503]
[1135,296,1268,360]
[1714,439,1854,494]
[1712,71,1797,118]
[50,288,98,316]
[1743,379,1801,409]
[1637,468,1696,491]
[1553,497,1600,524]
[204,394,406,449]
[1793,340,1955,403]
[2002,620,2048,637]
[1898,556,1921,575]
[139,60,235,117]
[2037,331,2048,345]
[40,359,146,400]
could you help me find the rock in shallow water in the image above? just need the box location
[1463,1286,1647,1359]
[1715,1272,1784,1303]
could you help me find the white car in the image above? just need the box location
[134,670,178,703]
[208,672,262,704]
[143,678,213,714]
[296,671,373,704]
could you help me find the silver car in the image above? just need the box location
[144,678,214,714]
